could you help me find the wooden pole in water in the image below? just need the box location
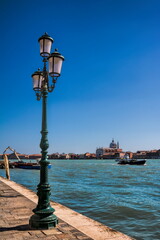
[3,154,10,180]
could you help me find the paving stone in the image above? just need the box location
[42,229,62,235]
[39,236,58,240]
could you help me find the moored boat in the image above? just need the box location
[12,161,40,169]
[12,161,52,170]
[2,146,52,170]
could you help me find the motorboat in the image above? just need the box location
[117,154,146,165]
[117,159,146,165]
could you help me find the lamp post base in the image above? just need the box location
[29,213,58,229]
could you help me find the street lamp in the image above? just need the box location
[29,33,64,229]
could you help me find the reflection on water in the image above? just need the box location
[0,159,160,240]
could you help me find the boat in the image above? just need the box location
[12,161,52,170]
[3,146,51,170]
[117,154,146,165]
[117,159,146,165]
[13,161,41,169]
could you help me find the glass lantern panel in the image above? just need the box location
[32,75,43,90]
[48,57,63,77]
[54,58,63,75]
[39,39,52,57]
[39,39,44,56]
[48,57,53,75]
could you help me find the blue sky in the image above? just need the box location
[1,0,160,154]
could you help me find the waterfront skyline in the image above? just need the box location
[1,0,160,154]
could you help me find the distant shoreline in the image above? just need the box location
[2,158,160,160]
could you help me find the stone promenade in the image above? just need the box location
[0,177,134,240]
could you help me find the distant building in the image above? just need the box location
[133,151,149,159]
[96,148,104,158]
[48,153,60,159]
[28,154,41,159]
[147,150,160,159]
[58,154,68,159]
[133,150,160,159]
[96,139,123,159]
[69,153,78,159]
[84,152,96,159]
[8,153,29,159]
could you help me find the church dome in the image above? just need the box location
[109,139,117,148]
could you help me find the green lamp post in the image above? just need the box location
[29,33,64,229]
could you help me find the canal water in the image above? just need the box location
[0,159,159,240]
